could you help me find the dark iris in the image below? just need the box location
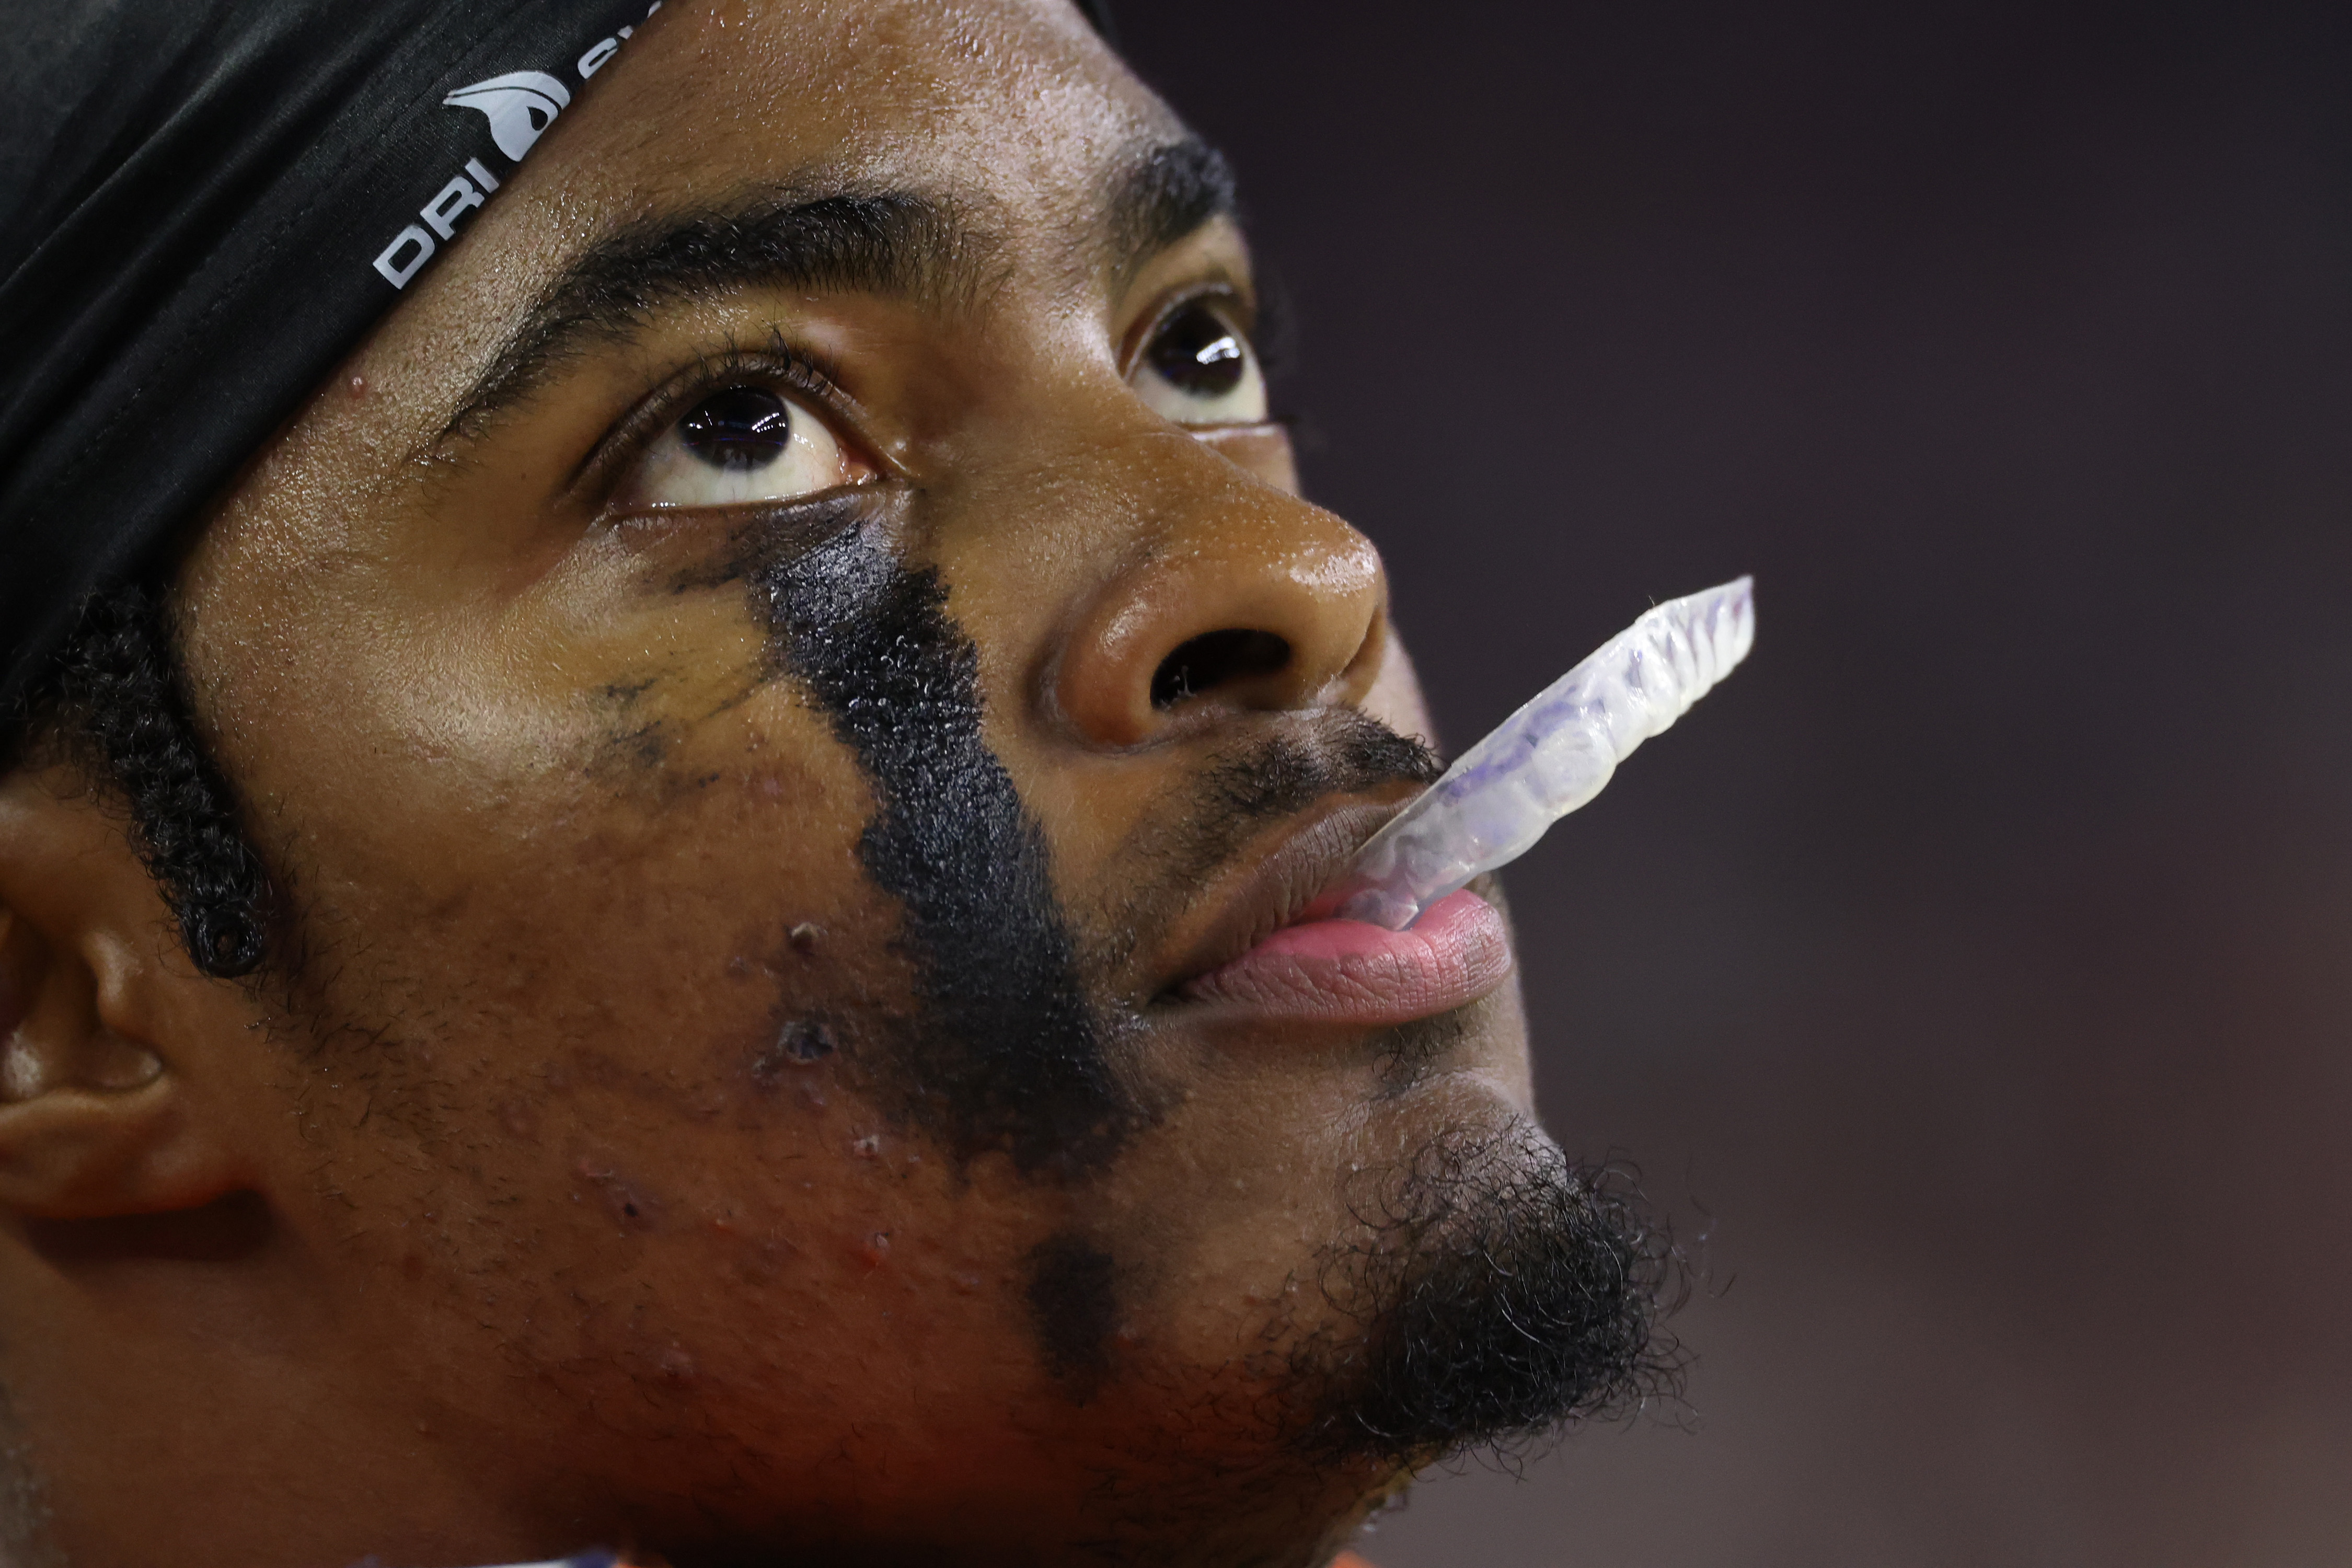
[1146,301,1248,398]
[679,386,792,471]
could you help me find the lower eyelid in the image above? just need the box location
[609,484,884,563]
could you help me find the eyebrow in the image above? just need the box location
[438,135,1241,445]
[1103,136,1239,281]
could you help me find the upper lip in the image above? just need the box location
[1149,795,1410,1001]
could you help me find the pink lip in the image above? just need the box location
[1176,889,1514,1027]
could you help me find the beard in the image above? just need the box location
[1058,1119,1682,1568]
[1293,1120,1682,1465]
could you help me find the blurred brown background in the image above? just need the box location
[1122,3,2352,1563]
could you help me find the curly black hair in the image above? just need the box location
[18,581,272,977]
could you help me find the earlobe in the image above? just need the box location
[0,1066,237,1221]
[0,771,253,1221]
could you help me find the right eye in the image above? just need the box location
[619,385,877,509]
[1128,299,1269,428]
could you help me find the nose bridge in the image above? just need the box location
[1052,433,1387,750]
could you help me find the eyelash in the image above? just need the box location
[577,333,865,506]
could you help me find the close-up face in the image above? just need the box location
[0,2,1662,1565]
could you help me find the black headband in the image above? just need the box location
[0,0,1117,736]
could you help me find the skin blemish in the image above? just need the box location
[859,1231,892,1269]
[751,1019,837,1089]
[788,921,822,954]
[575,1158,661,1231]
[782,1021,836,1060]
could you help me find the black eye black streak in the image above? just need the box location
[750,527,1139,1179]
[586,674,675,778]
[1024,1230,1120,1395]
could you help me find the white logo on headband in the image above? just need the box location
[441,71,573,162]
[372,2,662,291]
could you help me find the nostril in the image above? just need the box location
[1150,629,1294,710]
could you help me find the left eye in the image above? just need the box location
[622,385,875,508]
[1129,299,1269,426]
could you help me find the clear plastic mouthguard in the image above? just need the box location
[1333,575,1756,930]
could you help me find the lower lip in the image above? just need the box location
[1178,889,1515,1027]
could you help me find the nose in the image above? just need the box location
[1054,458,1388,748]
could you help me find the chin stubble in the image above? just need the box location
[1293,1122,1684,1464]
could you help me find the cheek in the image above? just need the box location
[225,544,868,985]
[423,1073,1057,1441]
[303,1036,1096,1502]
[296,691,878,997]
[276,683,1089,1455]
[249,567,928,1175]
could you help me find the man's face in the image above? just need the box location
[71,2,1656,1561]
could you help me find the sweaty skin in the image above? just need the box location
[0,4,1625,1565]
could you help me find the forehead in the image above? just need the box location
[611,1,1156,190]
[416,1,1166,328]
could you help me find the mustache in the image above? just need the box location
[1080,709,1444,976]
[1201,712,1441,828]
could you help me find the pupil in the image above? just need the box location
[1148,303,1247,398]
[679,386,792,471]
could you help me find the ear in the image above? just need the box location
[0,763,254,1220]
